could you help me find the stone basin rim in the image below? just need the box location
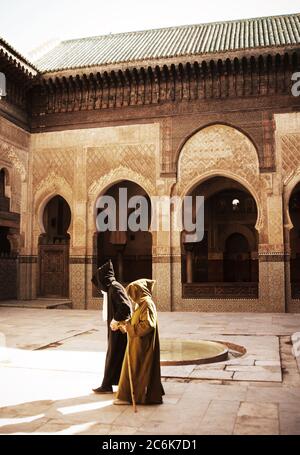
[160,338,246,366]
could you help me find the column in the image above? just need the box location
[184,243,193,283]
[258,176,285,312]
[70,147,87,309]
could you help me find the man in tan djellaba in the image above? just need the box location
[114,279,165,405]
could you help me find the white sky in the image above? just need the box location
[1,0,299,58]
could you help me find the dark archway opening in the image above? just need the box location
[224,233,251,282]
[0,226,11,254]
[0,169,5,196]
[0,168,10,212]
[0,168,18,300]
[94,180,152,289]
[289,183,300,299]
[181,176,258,299]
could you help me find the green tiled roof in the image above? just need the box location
[35,13,300,73]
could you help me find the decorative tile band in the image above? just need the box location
[258,253,287,262]
[0,254,18,260]
[17,256,97,264]
[16,254,292,265]
[19,256,38,263]
[69,256,96,264]
[182,283,259,300]
[70,256,179,264]
[152,256,172,264]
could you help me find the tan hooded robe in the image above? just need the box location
[116,279,164,404]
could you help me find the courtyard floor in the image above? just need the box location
[0,307,300,435]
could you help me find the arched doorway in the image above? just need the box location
[94,180,152,285]
[0,167,18,300]
[38,195,71,298]
[289,183,300,299]
[181,176,258,298]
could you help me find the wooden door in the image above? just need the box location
[39,244,69,297]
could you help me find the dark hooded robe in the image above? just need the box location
[116,279,164,404]
[92,260,132,388]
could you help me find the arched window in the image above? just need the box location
[40,195,71,244]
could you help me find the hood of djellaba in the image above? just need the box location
[126,279,155,304]
[91,259,115,292]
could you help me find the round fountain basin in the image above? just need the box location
[160,339,229,366]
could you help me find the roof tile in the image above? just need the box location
[34,13,300,73]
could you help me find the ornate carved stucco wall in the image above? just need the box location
[5,115,297,312]
[275,113,300,313]
[0,116,30,299]
[29,123,174,309]
[0,117,28,214]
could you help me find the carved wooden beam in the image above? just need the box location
[30,50,300,116]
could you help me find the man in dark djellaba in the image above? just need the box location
[91,259,132,393]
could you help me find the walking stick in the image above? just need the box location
[126,332,137,413]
